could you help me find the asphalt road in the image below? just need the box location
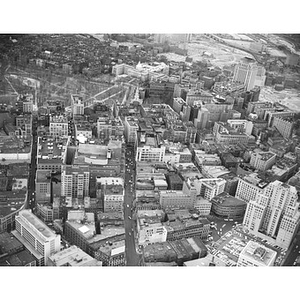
[124,145,142,266]
[283,231,300,266]
[206,215,241,242]
[27,116,38,211]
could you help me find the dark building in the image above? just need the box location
[166,173,184,190]
[0,232,36,266]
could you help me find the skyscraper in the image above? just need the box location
[243,180,300,249]
[233,57,266,91]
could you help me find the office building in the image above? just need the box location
[272,117,293,139]
[243,180,300,249]
[137,210,167,246]
[49,115,68,138]
[159,190,195,210]
[36,136,68,172]
[103,184,124,214]
[213,122,251,145]
[47,245,102,266]
[250,151,276,172]
[227,119,253,135]
[13,210,61,266]
[172,97,186,114]
[233,57,266,91]
[61,165,90,200]
[124,116,139,144]
[235,174,269,203]
[211,192,247,219]
[71,95,84,115]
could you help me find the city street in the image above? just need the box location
[283,231,300,266]
[124,145,141,266]
[27,115,38,211]
[206,215,241,242]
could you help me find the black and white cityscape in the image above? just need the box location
[1,33,300,267]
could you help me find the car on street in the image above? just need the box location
[128,216,132,220]
[126,204,129,208]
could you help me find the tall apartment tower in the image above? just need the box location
[13,209,61,266]
[243,180,300,249]
[61,165,90,199]
[233,57,266,91]
[72,95,85,115]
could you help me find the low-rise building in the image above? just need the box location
[137,210,167,246]
[237,240,277,267]
[49,115,68,138]
[37,136,68,172]
[250,151,276,171]
[47,245,102,266]
[164,217,210,241]
[211,192,247,219]
[0,232,36,266]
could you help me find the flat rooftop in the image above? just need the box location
[48,245,102,266]
[87,226,125,244]
[184,253,226,266]
[254,151,276,161]
[0,232,23,254]
[211,192,247,207]
[37,136,67,163]
[18,209,57,240]
[240,240,277,266]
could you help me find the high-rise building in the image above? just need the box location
[124,116,139,144]
[233,57,266,91]
[13,210,61,266]
[172,97,185,114]
[243,180,300,249]
[61,165,90,200]
[272,117,293,139]
[71,95,84,115]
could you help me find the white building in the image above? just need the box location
[235,174,269,203]
[191,178,226,201]
[238,240,277,266]
[243,180,300,249]
[193,198,212,216]
[136,146,166,162]
[124,116,139,144]
[13,209,61,266]
[137,210,167,246]
[194,150,221,171]
[227,119,253,135]
[71,95,84,115]
[250,151,276,171]
[233,57,266,91]
[74,123,93,140]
